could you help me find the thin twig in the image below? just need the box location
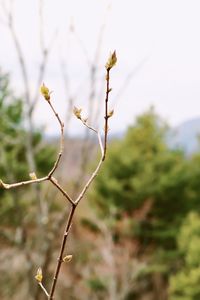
[75,159,103,205]
[50,177,73,205]
[47,100,64,177]
[39,282,49,298]
[0,98,68,200]
[8,7,31,107]
[0,177,48,189]
[103,68,110,160]
[81,120,104,157]
[48,204,75,299]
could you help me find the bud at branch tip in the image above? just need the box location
[35,267,43,283]
[105,51,117,70]
[40,83,51,101]
[73,106,82,120]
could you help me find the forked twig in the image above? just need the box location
[0,51,117,299]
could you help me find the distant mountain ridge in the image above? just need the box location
[169,117,200,154]
[45,117,200,155]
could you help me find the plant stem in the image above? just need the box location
[48,204,76,299]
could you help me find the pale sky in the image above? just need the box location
[1,0,200,135]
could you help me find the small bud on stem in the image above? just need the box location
[105,51,117,70]
[40,83,51,101]
[35,267,43,283]
[29,172,37,180]
[63,254,73,263]
[108,109,114,118]
[73,106,82,120]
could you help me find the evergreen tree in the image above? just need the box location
[0,69,55,227]
[93,108,192,247]
[169,212,200,300]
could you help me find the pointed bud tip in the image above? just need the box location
[35,267,43,283]
[105,51,117,70]
[108,109,114,118]
[73,106,82,119]
[40,83,51,101]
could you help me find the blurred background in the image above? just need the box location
[1,0,200,299]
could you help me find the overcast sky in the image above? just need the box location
[1,0,200,135]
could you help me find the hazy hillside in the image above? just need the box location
[169,117,200,154]
[46,117,200,159]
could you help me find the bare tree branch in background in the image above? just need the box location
[0,2,59,298]
[1,0,57,170]
[114,56,149,106]
[67,18,108,198]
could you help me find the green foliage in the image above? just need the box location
[93,108,194,247]
[169,212,200,300]
[87,277,107,292]
[0,69,56,227]
[0,72,26,181]
[91,107,200,298]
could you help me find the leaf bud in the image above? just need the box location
[40,83,51,101]
[73,106,82,119]
[105,51,117,70]
[35,267,43,283]
[108,109,114,118]
[29,172,37,180]
[63,254,73,263]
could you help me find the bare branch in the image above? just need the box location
[30,0,58,114]
[81,120,104,160]
[47,100,64,177]
[38,282,49,298]
[114,56,149,105]
[0,51,117,300]
[0,176,48,189]
[7,6,31,107]
[49,204,75,299]
[50,177,74,205]
[75,159,103,205]
[0,91,73,205]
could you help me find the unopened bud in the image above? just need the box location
[40,83,50,101]
[108,109,114,118]
[63,254,73,263]
[105,51,117,70]
[29,172,37,180]
[35,267,43,283]
[73,107,82,119]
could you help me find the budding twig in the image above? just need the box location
[0,51,117,299]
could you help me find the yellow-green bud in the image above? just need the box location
[63,254,73,263]
[108,109,114,118]
[40,83,50,101]
[29,172,37,180]
[35,267,43,283]
[73,106,82,119]
[105,51,117,70]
